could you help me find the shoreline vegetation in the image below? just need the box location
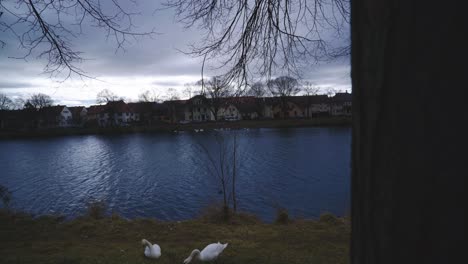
[0,204,350,264]
[0,117,351,140]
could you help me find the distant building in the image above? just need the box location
[68,106,88,127]
[38,106,73,128]
[86,105,106,127]
[235,97,261,120]
[98,100,137,127]
[329,92,352,116]
[217,99,242,121]
[1,92,352,131]
[183,95,213,122]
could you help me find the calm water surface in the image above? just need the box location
[0,127,350,222]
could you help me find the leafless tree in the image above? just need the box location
[25,93,53,110]
[183,82,202,99]
[0,93,13,110]
[166,0,350,87]
[197,131,242,217]
[197,134,231,214]
[325,87,336,97]
[268,76,300,117]
[303,81,321,96]
[268,76,301,97]
[231,132,238,212]
[165,88,180,101]
[138,90,161,103]
[13,97,25,110]
[303,81,321,118]
[0,0,156,78]
[96,89,119,104]
[246,81,269,118]
[198,76,234,121]
[246,82,268,98]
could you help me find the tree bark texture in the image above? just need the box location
[351,1,467,263]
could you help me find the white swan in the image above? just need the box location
[183,242,228,263]
[141,239,161,259]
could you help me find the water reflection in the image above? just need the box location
[0,127,350,221]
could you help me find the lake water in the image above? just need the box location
[0,127,351,222]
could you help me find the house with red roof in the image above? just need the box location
[98,100,137,127]
[68,106,88,127]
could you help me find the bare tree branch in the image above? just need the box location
[0,0,157,79]
[165,0,350,89]
[0,93,14,110]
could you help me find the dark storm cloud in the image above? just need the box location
[0,81,34,89]
[151,80,184,87]
[0,0,351,103]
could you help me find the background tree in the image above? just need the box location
[268,76,301,97]
[246,82,269,118]
[267,76,301,118]
[183,82,201,99]
[25,93,53,110]
[96,89,120,104]
[12,98,24,110]
[0,0,155,78]
[325,87,337,97]
[165,88,180,101]
[138,90,161,103]
[199,76,234,121]
[303,81,321,118]
[303,81,321,96]
[247,82,268,98]
[0,93,13,110]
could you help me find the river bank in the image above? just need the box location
[0,209,349,264]
[0,117,351,139]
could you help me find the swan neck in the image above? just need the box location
[142,239,152,248]
[184,250,200,264]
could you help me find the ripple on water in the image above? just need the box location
[0,127,351,222]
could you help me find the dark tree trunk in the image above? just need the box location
[352,1,467,264]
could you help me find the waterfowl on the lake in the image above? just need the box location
[183,242,228,263]
[142,239,161,259]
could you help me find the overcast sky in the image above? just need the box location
[0,0,351,106]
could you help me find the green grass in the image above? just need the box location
[0,210,349,264]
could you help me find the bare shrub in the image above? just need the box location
[85,200,107,220]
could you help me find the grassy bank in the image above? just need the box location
[0,117,351,139]
[0,210,350,264]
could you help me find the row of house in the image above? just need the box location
[0,93,351,130]
[178,92,351,121]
